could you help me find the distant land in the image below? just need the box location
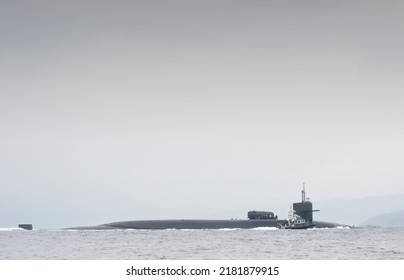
[361,210,404,227]
[312,193,404,227]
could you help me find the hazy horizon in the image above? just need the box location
[1,0,404,229]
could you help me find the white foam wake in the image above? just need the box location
[251,227,279,231]
[0,228,24,231]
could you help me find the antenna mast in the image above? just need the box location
[302,182,306,202]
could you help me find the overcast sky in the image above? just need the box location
[1,0,404,228]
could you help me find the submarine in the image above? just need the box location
[68,186,350,230]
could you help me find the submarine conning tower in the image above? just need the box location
[292,183,319,222]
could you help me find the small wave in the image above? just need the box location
[178,229,199,231]
[218,228,240,231]
[251,227,278,231]
[0,228,25,231]
[307,226,353,231]
[336,226,353,229]
[163,228,197,231]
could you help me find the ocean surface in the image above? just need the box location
[1,227,403,260]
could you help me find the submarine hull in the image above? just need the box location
[67,219,349,230]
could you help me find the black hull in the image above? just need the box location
[67,220,349,230]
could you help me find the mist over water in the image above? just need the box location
[1,227,403,260]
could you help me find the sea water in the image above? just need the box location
[1,227,403,259]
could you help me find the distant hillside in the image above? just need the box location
[361,210,404,227]
[313,193,404,226]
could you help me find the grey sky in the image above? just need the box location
[1,0,404,228]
